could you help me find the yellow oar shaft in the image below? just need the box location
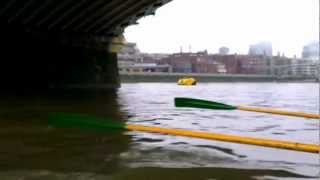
[238,106,320,119]
[126,124,319,154]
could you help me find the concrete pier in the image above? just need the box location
[0,0,171,93]
[0,24,120,93]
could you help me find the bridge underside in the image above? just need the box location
[0,0,170,93]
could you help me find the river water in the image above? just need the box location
[0,83,319,179]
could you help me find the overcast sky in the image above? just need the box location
[124,0,319,58]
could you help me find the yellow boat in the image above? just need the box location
[177,77,197,86]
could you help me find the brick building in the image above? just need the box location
[118,42,293,75]
[163,51,225,73]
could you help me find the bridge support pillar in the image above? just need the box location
[48,45,121,91]
[0,25,123,93]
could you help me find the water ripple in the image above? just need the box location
[194,145,247,158]
[118,83,319,177]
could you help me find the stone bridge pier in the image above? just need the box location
[0,25,124,93]
[0,0,171,93]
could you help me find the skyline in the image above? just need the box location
[124,0,319,58]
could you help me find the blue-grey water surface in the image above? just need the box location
[118,83,319,177]
[0,83,319,179]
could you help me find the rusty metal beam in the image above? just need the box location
[61,0,106,30]
[74,0,127,32]
[115,5,154,31]
[48,0,90,29]
[0,0,172,35]
[0,0,18,16]
[8,0,35,23]
[93,0,154,33]
[107,0,170,34]
[22,0,55,24]
[82,0,139,32]
[36,0,75,27]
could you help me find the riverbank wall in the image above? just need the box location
[120,72,318,83]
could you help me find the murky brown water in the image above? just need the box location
[0,83,319,179]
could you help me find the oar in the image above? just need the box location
[48,113,319,154]
[175,97,320,119]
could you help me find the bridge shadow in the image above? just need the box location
[0,90,132,175]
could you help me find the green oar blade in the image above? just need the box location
[174,97,237,110]
[48,112,126,131]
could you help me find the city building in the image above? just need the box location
[248,42,273,56]
[302,41,319,60]
[219,47,229,55]
[211,55,270,74]
[118,61,172,73]
[163,51,225,74]
[118,41,315,77]
[140,53,170,64]
[290,59,319,77]
[117,42,142,62]
[118,43,172,73]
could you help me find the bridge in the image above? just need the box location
[0,0,171,92]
